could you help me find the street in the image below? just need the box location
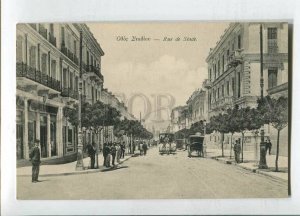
[17,147,288,199]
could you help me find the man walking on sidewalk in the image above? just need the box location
[86,142,96,169]
[29,139,41,183]
[111,143,117,166]
[121,141,126,158]
[233,140,241,163]
[142,142,148,156]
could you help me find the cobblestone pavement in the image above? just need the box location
[17,147,288,199]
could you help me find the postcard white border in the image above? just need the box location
[2,0,300,215]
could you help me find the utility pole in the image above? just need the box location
[76,30,84,170]
[259,24,268,169]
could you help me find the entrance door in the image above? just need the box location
[40,115,48,158]
[16,124,24,159]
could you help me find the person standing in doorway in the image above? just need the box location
[29,140,41,183]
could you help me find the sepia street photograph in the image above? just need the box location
[16,22,289,200]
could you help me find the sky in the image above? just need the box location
[87,22,229,123]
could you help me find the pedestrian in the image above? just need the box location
[86,142,96,169]
[121,141,126,158]
[106,143,112,167]
[266,139,272,155]
[29,139,41,183]
[103,143,108,166]
[142,142,148,156]
[233,140,241,163]
[139,142,143,156]
[116,142,121,163]
[132,141,136,154]
[111,143,117,166]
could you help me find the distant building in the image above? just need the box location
[205,22,288,156]
[170,105,187,132]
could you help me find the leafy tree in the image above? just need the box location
[257,96,288,171]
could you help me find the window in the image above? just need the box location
[16,36,23,63]
[51,60,56,78]
[238,35,241,49]
[61,27,65,44]
[29,46,37,68]
[268,68,278,89]
[222,55,225,72]
[222,85,224,97]
[217,60,220,76]
[86,51,89,65]
[237,72,241,98]
[74,40,77,56]
[41,53,47,74]
[226,81,230,96]
[69,72,73,90]
[217,88,220,99]
[63,68,67,87]
[214,64,217,79]
[268,28,277,39]
[209,68,212,81]
[232,78,235,97]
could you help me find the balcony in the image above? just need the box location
[16,62,61,92]
[48,32,56,47]
[38,24,48,40]
[83,64,103,82]
[210,96,234,110]
[60,43,78,66]
[267,82,288,96]
[61,87,79,100]
[227,50,243,67]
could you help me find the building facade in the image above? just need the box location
[170,105,187,133]
[16,23,104,161]
[205,22,288,156]
[186,84,209,128]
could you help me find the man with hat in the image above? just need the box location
[29,139,41,183]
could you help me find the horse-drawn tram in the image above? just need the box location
[158,133,177,155]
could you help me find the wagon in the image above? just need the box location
[158,133,176,154]
[187,134,204,157]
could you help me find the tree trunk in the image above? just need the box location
[221,132,224,157]
[241,132,244,163]
[275,129,281,172]
[230,133,233,159]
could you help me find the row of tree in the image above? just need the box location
[64,101,153,142]
[175,96,288,171]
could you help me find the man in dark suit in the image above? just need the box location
[86,142,96,169]
[29,140,41,183]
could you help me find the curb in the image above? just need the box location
[209,156,288,182]
[17,154,134,177]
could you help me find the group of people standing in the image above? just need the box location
[233,138,272,163]
[102,142,126,168]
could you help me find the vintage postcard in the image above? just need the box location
[16,22,289,200]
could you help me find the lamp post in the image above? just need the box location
[203,120,207,156]
[258,24,268,169]
[76,30,84,170]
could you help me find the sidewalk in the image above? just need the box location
[17,153,136,177]
[206,148,289,182]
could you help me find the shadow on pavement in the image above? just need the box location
[101,165,129,172]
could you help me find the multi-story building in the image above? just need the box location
[186,83,209,128]
[16,23,104,161]
[205,22,288,156]
[170,105,187,132]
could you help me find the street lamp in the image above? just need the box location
[258,24,268,169]
[76,30,84,170]
[203,120,207,156]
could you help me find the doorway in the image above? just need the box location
[40,115,48,158]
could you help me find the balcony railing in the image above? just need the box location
[60,43,78,66]
[16,62,61,92]
[210,96,234,110]
[38,24,48,40]
[227,50,243,67]
[84,64,103,80]
[48,32,56,47]
[61,87,79,100]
